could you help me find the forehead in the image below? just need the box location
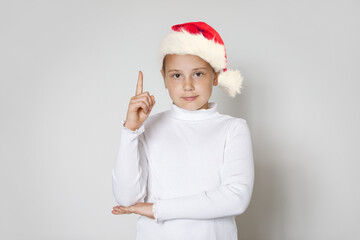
[164,54,212,69]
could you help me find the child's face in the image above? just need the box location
[160,54,219,110]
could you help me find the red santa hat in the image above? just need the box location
[158,21,244,97]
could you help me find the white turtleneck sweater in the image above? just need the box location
[112,101,254,240]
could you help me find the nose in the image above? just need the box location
[183,76,195,91]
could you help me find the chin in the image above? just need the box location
[173,97,209,110]
[185,102,208,111]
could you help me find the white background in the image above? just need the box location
[1,0,359,239]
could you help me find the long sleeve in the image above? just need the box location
[112,120,149,207]
[152,119,254,223]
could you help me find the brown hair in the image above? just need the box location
[162,55,166,73]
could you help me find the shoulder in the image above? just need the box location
[217,113,249,133]
[145,110,167,123]
[214,114,251,145]
[217,115,252,149]
[142,110,169,131]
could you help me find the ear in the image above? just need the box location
[160,69,168,89]
[213,71,220,86]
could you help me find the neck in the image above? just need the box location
[199,102,209,110]
[167,101,219,121]
[173,102,209,110]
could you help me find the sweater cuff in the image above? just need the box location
[121,120,145,135]
[152,198,164,224]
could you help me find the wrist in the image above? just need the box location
[123,121,139,131]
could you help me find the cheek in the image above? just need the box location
[167,82,181,94]
[198,80,213,91]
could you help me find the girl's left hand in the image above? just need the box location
[112,202,154,219]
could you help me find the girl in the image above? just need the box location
[111,21,254,240]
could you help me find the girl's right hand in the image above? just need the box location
[124,71,156,131]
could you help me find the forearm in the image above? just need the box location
[112,120,148,207]
[153,177,253,222]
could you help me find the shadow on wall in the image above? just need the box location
[236,151,286,240]
[224,87,287,240]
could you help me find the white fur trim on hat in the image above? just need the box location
[158,30,226,72]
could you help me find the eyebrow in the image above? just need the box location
[168,67,208,73]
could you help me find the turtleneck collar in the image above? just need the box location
[166,101,219,121]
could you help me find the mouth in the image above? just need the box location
[182,95,199,101]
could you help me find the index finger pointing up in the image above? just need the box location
[136,71,143,95]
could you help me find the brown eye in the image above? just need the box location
[195,72,204,77]
[172,73,181,79]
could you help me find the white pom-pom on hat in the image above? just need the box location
[158,21,244,97]
[218,68,244,97]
